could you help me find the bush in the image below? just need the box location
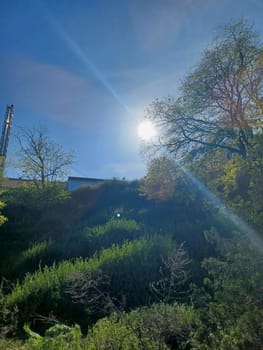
[87,303,197,350]
[24,324,83,350]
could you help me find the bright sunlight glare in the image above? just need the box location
[138,120,156,141]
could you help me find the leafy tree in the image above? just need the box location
[139,156,179,201]
[146,19,263,160]
[16,127,74,187]
[191,132,263,231]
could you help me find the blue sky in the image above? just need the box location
[0,0,262,180]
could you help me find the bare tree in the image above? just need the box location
[16,127,74,187]
[150,244,191,304]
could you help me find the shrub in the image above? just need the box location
[23,324,83,350]
[87,302,197,350]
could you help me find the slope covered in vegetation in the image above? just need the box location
[0,159,262,349]
[0,18,263,349]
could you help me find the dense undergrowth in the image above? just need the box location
[1,124,263,350]
[0,161,262,349]
[1,17,263,349]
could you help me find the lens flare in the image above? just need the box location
[177,162,263,253]
[38,0,131,115]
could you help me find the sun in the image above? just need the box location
[138,120,156,141]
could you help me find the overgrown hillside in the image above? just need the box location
[0,165,262,349]
[0,18,263,349]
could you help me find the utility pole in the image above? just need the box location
[0,104,14,176]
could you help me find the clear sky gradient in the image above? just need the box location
[0,0,262,180]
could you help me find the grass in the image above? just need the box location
[6,235,174,330]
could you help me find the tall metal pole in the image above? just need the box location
[0,104,14,174]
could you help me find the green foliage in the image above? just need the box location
[139,156,179,201]
[24,324,83,350]
[83,218,142,252]
[196,136,263,232]
[0,176,214,280]
[2,182,70,210]
[1,162,262,348]
[87,303,197,350]
[9,241,53,277]
[21,241,52,262]
[19,303,197,350]
[6,236,173,331]
[0,182,71,279]
[0,199,7,226]
[7,219,143,279]
[192,231,263,349]
[0,338,23,350]
[87,313,144,350]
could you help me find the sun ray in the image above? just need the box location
[177,161,263,253]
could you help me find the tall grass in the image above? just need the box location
[11,219,144,277]
[6,235,174,330]
[83,218,142,252]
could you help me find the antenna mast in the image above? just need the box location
[0,104,14,172]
